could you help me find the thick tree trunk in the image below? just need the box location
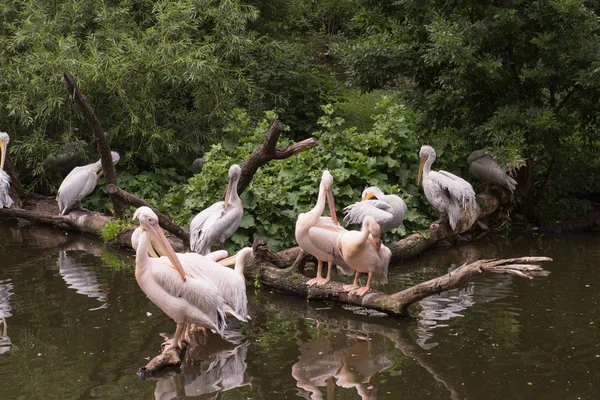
[64,71,125,218]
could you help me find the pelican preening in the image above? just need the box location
[190,164,243,255]
[56,151,120,215]
[133,206,227,350]
[339,216,391,296]
[418,145,476,231]
[343,186,407,233]
[0,132,14,209]
[295,170,353,287]
[468,148,517,192]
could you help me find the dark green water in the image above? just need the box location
[1,219,599,399]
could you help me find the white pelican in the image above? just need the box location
[133,206,227,349]
[418,145,476,231]
[295,170,353,287]
[56,151,120,215]
[468,148,517,192]
[0,132,14,209]
[343,186,407,233]
[339,216,391,297]
[190,164,243,255]
[132,225,251,322]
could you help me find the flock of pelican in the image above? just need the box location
[0,128,518,350]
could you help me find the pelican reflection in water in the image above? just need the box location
[54,251,108,311]
[0,279,13,354]
[292,328,391,400]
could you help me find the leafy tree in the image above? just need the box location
[333,0,600,224]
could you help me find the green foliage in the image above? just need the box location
[100,219,135,243]
[333,0,600,224]
[163,99,430,251]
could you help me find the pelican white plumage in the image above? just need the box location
[132,225,251,322]
[467,148,517,192]
[56,151,120,215]
[190,164,243,255]
[343,186,407,233]
[418,145,476,231]
[338,216,391,297]
[295,170,353,287]
[0,132,14,209]
[133,206,226,349]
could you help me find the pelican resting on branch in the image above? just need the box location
[56,151,120,215]
[418,145,476,231]
[0,132,14,209]
[467,148,517,192]
[133,206,226,350]
[295,170,353,287]
[190,164,243,255]
[343,186,407,233]
[338,216,391,297]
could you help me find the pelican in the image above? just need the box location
[133,206,227,349]
[338,216,391,297]
[295,170,353,287]
[418,145,476,231]
[132,224,251,322]
[190,164,243,255]
[0,132,14,209]
[468,148,517,192]
[343,186,407,233]
[56,151,120,215]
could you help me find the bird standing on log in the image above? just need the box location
[338,216,391,297]
[418,145,476,231]
[295,170,353,287]
[190,164,243,255]
[343,186,407,233]
[467,148,517,192]
[133,206,227,350]
[56,151,120,215]
[0,132,14,209]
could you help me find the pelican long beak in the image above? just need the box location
[363,192,375,201]
[326,186,339,225]
[218,254,237,267]
[97,170,104,177]
[146,222,187,281]
[223,180,232,211]
[0,142,5,171]
[1,317,6,337]
[417,155,428,186]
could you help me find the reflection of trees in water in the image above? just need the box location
[153,330,251,400]
[52,251,108,310]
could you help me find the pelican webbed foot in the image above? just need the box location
[306,276,325,286]
[342,283,360,292]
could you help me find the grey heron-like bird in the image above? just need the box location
[295,170,353,287]
[0,132,14,209]
[133,206,227,350]
[343,186,407,233]
[56,151,120,215]
[338,216,391,297]
[190,164,243,255]
[418,145,476,231]
[467,148,517,192]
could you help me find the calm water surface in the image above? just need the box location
[0,219,599,399]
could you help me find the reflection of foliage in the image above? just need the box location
[100,250,130,271]
[163,100,431,251]
[99,220,134,244]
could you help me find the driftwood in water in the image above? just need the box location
[64,71,125,218]
[235,119,318,196]
[246,253,551,317]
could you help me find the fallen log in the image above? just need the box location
[246,253,551,317]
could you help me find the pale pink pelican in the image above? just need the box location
[0,132,14,209]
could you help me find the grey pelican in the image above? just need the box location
[338,216,391,296]
[418,145,476,231]
[0,132,14,209]
[133,206,227,349]
[190,164,243,255]
[467,148,517,192]
[56,151,120,215]
[343,186,407,233]
[295,170,353,287]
